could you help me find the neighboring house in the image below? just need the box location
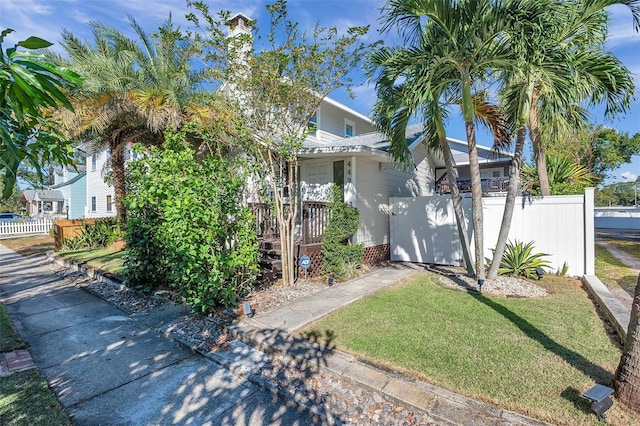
[51,167,87,219]
[84,149,117,219]
[22,189,66,218]
[21,167,87,219]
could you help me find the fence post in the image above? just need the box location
[584,187,595,275]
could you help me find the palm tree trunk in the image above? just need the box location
[110,135,127,224]
[614,273,640,412]
[488,124,526,279]
[440,137,475,276]
[529,103,551,196]
[465,120,485,280]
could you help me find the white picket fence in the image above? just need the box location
[0,219,53,236]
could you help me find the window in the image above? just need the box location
[91,196,96,212]
[344,119,355,138]
[106,195,112,212]
[91,154,97,171]
[308,112,318,137]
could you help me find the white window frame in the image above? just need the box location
[91,196,96,212]
[344,119,355,138]
[91,154,97,171]
[106,195,112,212]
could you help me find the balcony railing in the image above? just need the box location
[437,177,510,195]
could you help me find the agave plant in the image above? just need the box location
[494,240,551,279]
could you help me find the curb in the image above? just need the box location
[582,275,630,342]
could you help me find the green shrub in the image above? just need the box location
[59,218,122,252]
[321,185,364,281]
[124,123,258,312]
[494,240,551,279]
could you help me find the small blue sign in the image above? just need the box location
[299,255,311,270]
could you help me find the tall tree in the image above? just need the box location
[614,274,640,412]
[488,0,638,279]
[187,0,371,286]
[0,29,81,198]
[58,17,202,223]
[370,0,512,280]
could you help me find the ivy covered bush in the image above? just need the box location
[321,185,364,280]
[125,124,258,313]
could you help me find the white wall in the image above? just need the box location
[355,147,434,248]
[595,207,640,230]
[85,150,116,218]
[390,189,595,276]
[310,102,376,143]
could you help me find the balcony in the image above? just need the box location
[436,177,510,195]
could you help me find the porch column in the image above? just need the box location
[345,156,356,208]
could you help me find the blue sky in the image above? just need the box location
[1,0,639,183]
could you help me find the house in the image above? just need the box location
[51,166,86,219]
[84,149,116,219]
[296,124,513,264]
[21,166,87,219]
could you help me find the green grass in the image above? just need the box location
[303,273,640,425]
[58,246,126,276]
[595,245,638,295]
[0,306,25,353]
[0,370,71,426]
[0,306,70,425]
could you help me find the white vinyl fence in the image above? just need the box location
[594,207,640,230]
[390,188,595,276]
[0,219,53,236]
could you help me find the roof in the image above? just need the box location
[299,124,512,166]
[51,172,86,189]
[22,189,65,202]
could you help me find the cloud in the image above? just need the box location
[621,171,638,182]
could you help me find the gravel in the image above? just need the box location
[50,258,546,425]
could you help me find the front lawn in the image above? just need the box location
[0,235,54,257]
[595,245,638,295]
[303,273,639,425]
[0,306,70,425]
[58,246,126,276]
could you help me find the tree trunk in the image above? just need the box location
[529,103,550,196]
[487,124,526,279]
[440,136,475,276]
[465,119,485,280]
[110,135,127,225]
[614,273,640,412]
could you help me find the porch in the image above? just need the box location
[436,176,510,195]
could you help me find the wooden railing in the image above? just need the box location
[437,177,510,194]
[249,201,331,246]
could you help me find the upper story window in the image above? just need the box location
[91,154,97,171]
[308,112,318,138]
[345,119,355,138]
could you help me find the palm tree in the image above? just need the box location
[58,16,203,223]
[369,0,511,280]
[487,0,638,279]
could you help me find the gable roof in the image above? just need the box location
[51,171,86,189]
[22,190,65,202]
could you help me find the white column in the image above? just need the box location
[345,156,357,207]
[584,187,595,275]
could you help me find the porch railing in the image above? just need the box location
[437,177,510,195]
[249,201,331,245]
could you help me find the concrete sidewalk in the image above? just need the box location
[0,244,315,425]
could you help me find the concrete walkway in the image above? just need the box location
[0,244,315,425]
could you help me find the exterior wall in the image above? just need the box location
[309,102,376,144]
[595,207,640,230]
[354,148,435,248]
[390,189,595,276]
[85,150,116,218]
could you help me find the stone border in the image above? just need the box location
[582,275,630,342]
